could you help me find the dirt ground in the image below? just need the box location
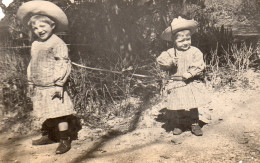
[0,69,260,163]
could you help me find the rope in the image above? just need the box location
[71,62,153,78]
[71,62,183,81]
[0,44,91,49]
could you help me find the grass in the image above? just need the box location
[66,58,159,127]
[0,48,32,115]
[0,44,160,134]
[205,42,256,90]
[0,48,34,134]
[0,22,258,134]
[1,38,258,132]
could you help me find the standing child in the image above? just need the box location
[17,1,81,154]
[157,16,210,136]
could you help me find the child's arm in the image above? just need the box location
[183,49,205,79]
[27,61,35,97]
[27,61,33,85]
[156,49,176,70]
[53,43,71,87]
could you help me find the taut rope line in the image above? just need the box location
[71,62,183,81]
[71,62,153,78]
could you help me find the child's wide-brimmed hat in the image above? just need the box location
[17,1,68,32]
[161,16,198,42]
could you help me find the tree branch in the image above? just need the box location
[0,0,7,14]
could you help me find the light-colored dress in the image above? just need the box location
[157,46,210,110]
[28,34,75,127]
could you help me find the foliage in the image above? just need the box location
[0,0,259,131]
[195,25,234,64]
[236,0,260,22]
[205,42,256,90]
[0,48,32,117]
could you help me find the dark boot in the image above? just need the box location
[191,124,203,136]
[56,138,71,154]
[173,128,183,135]
[189,108,203,136]
[56,130,71,154]
[32,131,55,145]
[172,110,189,135]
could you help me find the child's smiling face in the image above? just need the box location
[174,30,191,51]
[32,20,55,41]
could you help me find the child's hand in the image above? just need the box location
[52,87,64,100]
[182,72,192,80]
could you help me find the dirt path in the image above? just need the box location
[1,71,260,163]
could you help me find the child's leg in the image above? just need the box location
[189,108,199,124]
[189,108,203,136]
[65,115,82,140]
[172,110,189,135]
[58,122,69,131]
[56,119,71,154]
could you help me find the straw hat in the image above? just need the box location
[17,0,68,32]
[161,16,198,42]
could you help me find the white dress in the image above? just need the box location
[157,46,211,110]
[28,34,75,128]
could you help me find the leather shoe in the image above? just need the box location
[32,135,55,145]
[173,128,183,135]
[56,138,71,154]
[191,124,203,136]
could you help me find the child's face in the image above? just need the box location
[31,20,55,41]
[174,30,191,51]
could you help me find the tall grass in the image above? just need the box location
[66,57,159,126]
[0,48,32,115]
[224,43,254,73]
[205,42,256,89]
[0,0,259,133]
[0,48,33,133]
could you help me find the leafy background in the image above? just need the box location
[0,0,259,133]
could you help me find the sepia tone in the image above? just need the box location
[0,0,259,162]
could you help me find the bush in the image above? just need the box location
[205,42,256,89]
[0,0,259,132]
[0,48,33,133]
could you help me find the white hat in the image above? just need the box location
[161,16,198,41]
[17,1,68,32]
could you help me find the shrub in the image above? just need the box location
[205,42,256,89]
[0,48,33,133]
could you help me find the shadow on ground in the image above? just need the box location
[155,108,207,133]
[71,92,156,162]
[0,133,38,162]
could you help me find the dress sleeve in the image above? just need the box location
[187,49,206,77]
[53,43,71,86]
[156,50,175,70]
[27,42,36,85]
[27,61,33,85]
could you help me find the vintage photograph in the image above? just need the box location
[0,0,259,162]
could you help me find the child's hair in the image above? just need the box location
[28,15,55,27]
